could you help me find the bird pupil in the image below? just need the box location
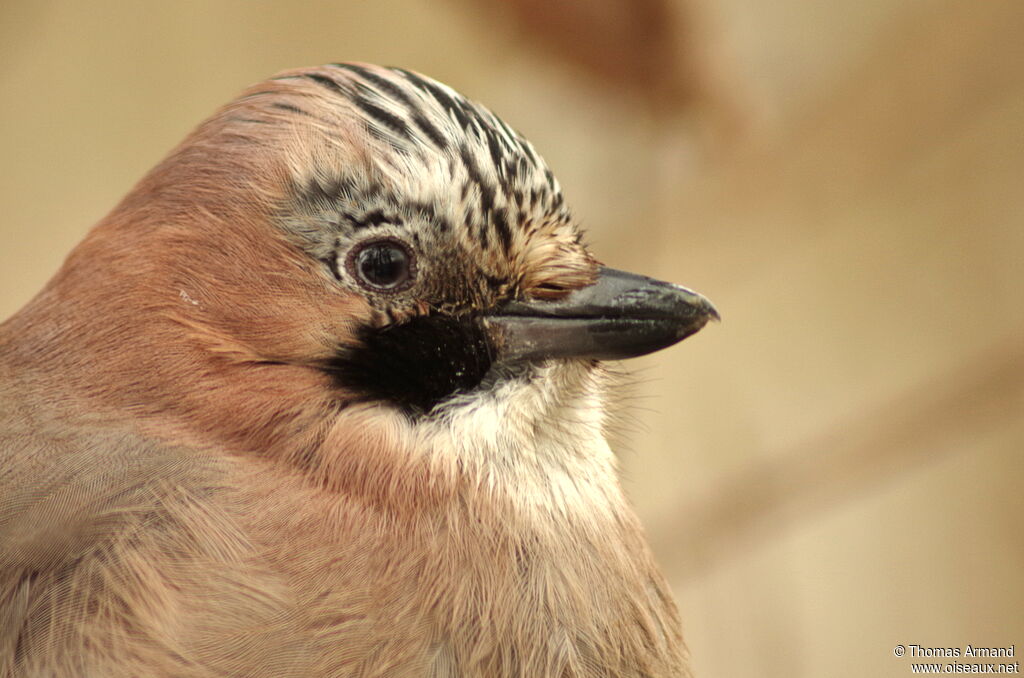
[358,244,407,288]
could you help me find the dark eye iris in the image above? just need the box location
[349,239,414,291]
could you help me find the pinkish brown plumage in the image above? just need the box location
[0,64,715,677]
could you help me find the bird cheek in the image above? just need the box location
[323,293,382,351]
[211,285,373,366]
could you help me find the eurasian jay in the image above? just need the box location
[0,63,716,677]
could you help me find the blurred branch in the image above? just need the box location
[655,335,1024,580]
[453,0,721,114]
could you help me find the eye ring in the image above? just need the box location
[344,237,417,293]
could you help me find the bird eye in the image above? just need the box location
[346,238,415,292]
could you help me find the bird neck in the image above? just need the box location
[288,366,689,674]
[296,362,619,517]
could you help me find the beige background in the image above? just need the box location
[2,1,1022,676]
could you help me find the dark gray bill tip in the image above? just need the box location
[482,266,719,363]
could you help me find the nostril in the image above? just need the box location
[528,281,572,300]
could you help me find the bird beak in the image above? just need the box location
[482,266,719,363]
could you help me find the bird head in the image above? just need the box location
[19,64,716,464]
[0,64,707,673]
[267,64,718,416]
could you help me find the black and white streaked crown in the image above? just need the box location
[271,63,574,264]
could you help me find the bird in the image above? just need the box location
[0,63,717,677]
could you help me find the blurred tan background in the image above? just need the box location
[2,1,1022,676]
